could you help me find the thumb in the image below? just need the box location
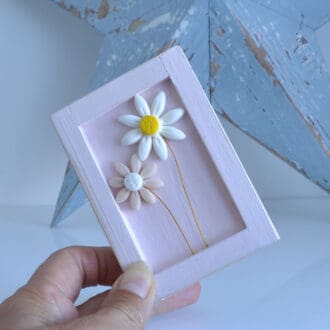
[88,261,155,330]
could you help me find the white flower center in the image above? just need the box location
[124,172,143,191]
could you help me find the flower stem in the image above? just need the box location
[151,190,196,255]
[166,140,209,249]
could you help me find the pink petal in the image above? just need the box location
[140,188,156,204]
[108,176,124,188]
[130,191,141,210]
[130,154,141,173]
[140,162,157,178]
[116,188,130,203]
[114,162,130,176]
[143,178,164,189]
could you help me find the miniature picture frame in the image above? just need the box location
[52,46,279,300]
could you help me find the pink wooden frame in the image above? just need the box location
[52,46,279,300]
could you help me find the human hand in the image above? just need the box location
[0,246,200,329]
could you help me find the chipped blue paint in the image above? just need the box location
[210,0,330,191]
[92,1,209,90]
[50,0,330,225]
[51,0,195,35]
[227,0,330,156]
[251,0,330,29]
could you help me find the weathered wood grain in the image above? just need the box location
[51,0,330,225]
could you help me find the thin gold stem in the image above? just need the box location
[150,190,196,255]
[166,140,209,248]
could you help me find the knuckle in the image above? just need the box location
[51,246,79,259]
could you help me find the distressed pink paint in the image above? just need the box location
[52,46,279,300]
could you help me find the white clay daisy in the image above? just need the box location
[109,154,163,210]
[118,91,186,161]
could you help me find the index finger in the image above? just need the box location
[27,246,122,302]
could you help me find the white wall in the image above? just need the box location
[0,0,102,204]
[0,0,327,205]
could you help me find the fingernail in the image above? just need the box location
[117,261,153,299]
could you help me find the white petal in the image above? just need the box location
[109,176,124,188]
[152,135,168,160]
[116,188,130,203]
[143,178,164,189]
[130,154,141,173]
[139,188,156,204]
[138,136,152,161]
[135,94,150,116]
[114,162,130,176]
[151,91,166,117]
[161,126,186,140]
[140,162,157,178]
[130,191,141,210]
[121,129,143,145]
[160,108,184,125]
[118,115,141,128]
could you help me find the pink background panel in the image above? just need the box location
[80,78,245,273]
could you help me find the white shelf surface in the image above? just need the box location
[1,198,329,330]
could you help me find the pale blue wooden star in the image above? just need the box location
[51,0,330,226]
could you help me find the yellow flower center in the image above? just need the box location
[139,115,160,135]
